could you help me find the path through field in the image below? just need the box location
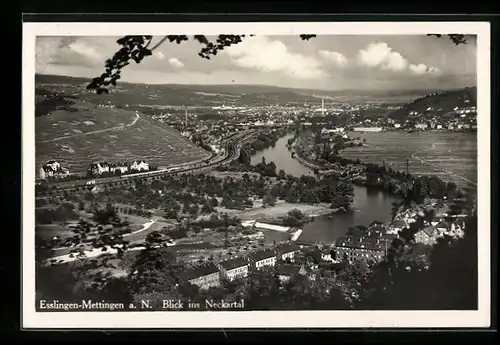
[38,112,140,143]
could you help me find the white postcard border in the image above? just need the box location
[22,21,491,328]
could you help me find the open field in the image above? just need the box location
[215,199,333,221]
[341,131,477,190]
[35,105,137,143]
[35,107,210,174]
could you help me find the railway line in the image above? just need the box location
[37,129,258,195]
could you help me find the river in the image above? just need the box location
[251,134,399,245]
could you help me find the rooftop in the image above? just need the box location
[181,262,219,281]
[275,264,302,277]
[334,236,386,251]
[275,242,300,255]
[389,220,408,228]
[249,248,276,262]
[219,257,249,271]
[421,226,437,237]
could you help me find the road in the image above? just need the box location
[42,130,259,263]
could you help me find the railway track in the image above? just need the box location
[37,130,258,195]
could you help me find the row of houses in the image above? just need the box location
[181,242,301,290]
[386,209,466,246]
[332,235,392,264]
[329,212,467,264]
[87,160,150,176]
[414,218,465,246]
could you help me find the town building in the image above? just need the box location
[274,242,300,262]
[39,160,70,179]
[248,249,277,269]
[181,263,220,290]
[88,162,110,176]
[130,160,150,172]
[414,123,429,130]
[333,236,387,263]
[275,264,308,283]
[218,257,249,281]
[321,248,336,262]
[386,219,409,235]
[109,162,129,174]
[352,127,383,132]
[414,226,440,246]
[431,218,465,239]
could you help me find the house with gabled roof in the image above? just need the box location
[275,264,307,283]
[218,256,249,281]
[387,219,409,235]
[274,242,300,262]
[39,160,70,179]
[414,226,440,246]
[109,162,129,174]
[333,236,387,263]
[131,160,149,172]
[180,262,220,290]
[88,161,110,176]
[248,248,277,269]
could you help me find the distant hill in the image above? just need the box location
[388,86,477,121]
[35,73,437,106]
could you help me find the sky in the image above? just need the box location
[35,35,477,91]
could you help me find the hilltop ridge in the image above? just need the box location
[388,86,477,121]
[35,73,451,105]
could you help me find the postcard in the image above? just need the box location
[22,20,491,328]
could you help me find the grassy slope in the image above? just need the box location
[35,105,210,174]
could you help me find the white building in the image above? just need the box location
[415,123,429,130]
[110,163,129,174]
[386,220,409,235]
[352,127,383,132]
[45,160,61,171]
[415,226,440,246]
[218,257,249,281]
[249,249,277,269]
[39,160,70,179]
[130,160,149,172]
[275,243,300,262]
[88,162,110,176]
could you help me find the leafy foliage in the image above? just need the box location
[427,34,469,45]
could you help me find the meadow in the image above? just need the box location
[341,131,477,190]
[35,106,211,174]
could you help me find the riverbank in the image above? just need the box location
[251,134,398,245]
[290,131,473,204]
[214,197,333,222]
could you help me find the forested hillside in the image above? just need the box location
[389,86,477,121]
